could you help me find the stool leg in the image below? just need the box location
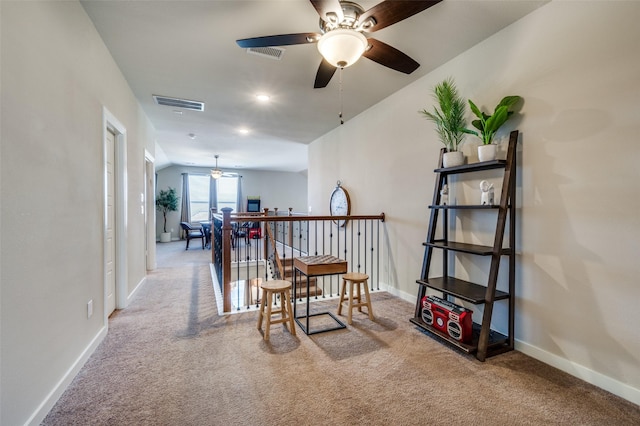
[257,290,266,331]
[347,282,354,325]
[356,281,362,313]
[363,279,374,320]
[264,291,273,340]
[337,278,347,316]
[283,290,296,336]
[273,291,285,320]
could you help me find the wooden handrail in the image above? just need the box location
[212,205,385,224]
[223,213,385,223]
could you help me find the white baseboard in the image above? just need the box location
[127,276,146,307]
[26,326,108,426]
[382,284,416,305]
[210,263,224,315]
[27,277,147,424]
[515,340,640,406]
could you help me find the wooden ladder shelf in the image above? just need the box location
[410,130,518,361]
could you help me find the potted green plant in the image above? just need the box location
[156,187,179,242]
[419,78,473,167]
[467,95,522,161]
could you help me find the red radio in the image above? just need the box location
[421,295,473,343]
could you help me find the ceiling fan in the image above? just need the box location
[210,155,235,179]
[236,0,442,88]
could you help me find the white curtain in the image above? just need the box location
[209,175,218,218]
[180,173,190,238]
[236,176,244,213]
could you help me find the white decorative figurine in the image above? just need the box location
[440,184,449,205]
[480,180,494,205]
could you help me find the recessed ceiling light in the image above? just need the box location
[256,94,271,102]
[238,128,250,135]
[188,133,196,139]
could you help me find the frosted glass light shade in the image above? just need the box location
[210,169,223,179]
[317,29,367,68]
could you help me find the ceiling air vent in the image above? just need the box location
[247,46,285,60]
[153,95,204,111]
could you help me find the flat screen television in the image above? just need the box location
[247,198,260,212]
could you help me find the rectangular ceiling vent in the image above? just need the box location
[153,95,204,111]
[246,46,285,60]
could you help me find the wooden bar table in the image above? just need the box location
[293,255,347,335]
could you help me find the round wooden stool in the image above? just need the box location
[337,272,374,325]
[257,280,296,340]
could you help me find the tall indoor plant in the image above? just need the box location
[420,78,472,167]
[156,187,179,242]
[467,95,522,161]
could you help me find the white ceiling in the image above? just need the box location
[81,0,547,172]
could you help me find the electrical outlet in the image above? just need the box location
[87,299,93,318]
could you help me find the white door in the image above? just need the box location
[106,130,116,316]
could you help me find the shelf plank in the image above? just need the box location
[434,159,506,175]
[416,276,510,304]
[423,241,511,256]
[410,318,509,356]
[410,317,476,353]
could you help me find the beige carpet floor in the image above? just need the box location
[42,241,640,425]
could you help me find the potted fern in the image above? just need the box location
[156,187,179,242]
[467,95,522,161]
[419,78,472,167]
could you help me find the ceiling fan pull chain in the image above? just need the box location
[339,67,344,125]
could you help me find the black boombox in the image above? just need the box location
[421,295,473,343]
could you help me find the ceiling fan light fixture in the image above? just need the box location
[317,29,367,68]
[211,155,223,179]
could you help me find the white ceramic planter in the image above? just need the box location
[442,151,464,168]
[478,144,497,162]
[160,232,171,243]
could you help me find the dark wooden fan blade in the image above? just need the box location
[360,0,441,32]
[363,38,419,74]
[314,58,337,88]
[236,33,320,48]
[310,0,344,24]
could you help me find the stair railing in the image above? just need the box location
[212,208,385,313]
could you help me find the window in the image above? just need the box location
[188,175,210,222]
[217,176,238,212]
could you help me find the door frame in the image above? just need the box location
[144,150,156,271]
[103,107,128,322]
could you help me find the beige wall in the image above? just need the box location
[156,165,308,240]
[1,1,156,424]
[309,1,640,404]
